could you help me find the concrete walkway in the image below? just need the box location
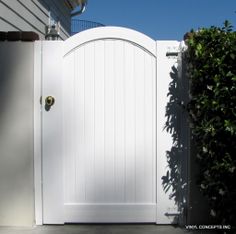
[0,225,216,234]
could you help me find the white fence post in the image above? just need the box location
[156,41,181,224]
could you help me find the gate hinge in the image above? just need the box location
[164,212,181,216]
[166,46,179,58]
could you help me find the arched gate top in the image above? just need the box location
[64,26,156,57]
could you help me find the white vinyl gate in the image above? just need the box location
[34,27,181,224]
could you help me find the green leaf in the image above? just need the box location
[226,71,233,77]
[230,53,235,60]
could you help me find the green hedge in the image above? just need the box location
[184,21,236,227]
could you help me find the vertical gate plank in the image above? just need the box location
[74,47,86,203]
[124,43,136,202]
[84,43,95,202]
[152,56,157,204]
[63,51,76,203]
[94,41,105,202]
[114,40,125,202]
[104,40,115,202]
[144,53,156,203]
[135,48,145,202]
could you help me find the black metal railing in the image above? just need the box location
[71,19,105,35]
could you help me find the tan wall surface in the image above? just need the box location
[0,42,34,226]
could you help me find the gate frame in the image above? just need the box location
[33,26,183,225]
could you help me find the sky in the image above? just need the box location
[73,0,236,40]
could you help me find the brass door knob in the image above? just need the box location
[45,96,55,111]
[45,96,55,106]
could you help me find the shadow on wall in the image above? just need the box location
[161,59,189,225]
[0,43,34,226]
